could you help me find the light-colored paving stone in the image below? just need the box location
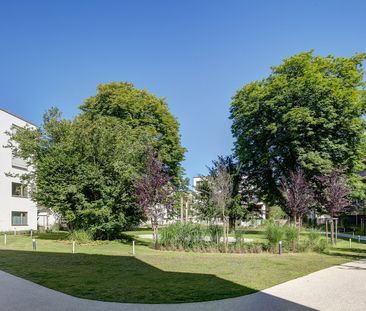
[0,259,365,311]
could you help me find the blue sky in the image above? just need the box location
[1,0,366,183]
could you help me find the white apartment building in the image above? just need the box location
[0,108,38,232]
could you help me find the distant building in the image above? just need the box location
[0,108,38,232]
[193,176,203,192]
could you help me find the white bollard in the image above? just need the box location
[132,240,136,256]
[358,235,361,243]
[349,238,352,249]
[32,239,36,251]
[72,240,76,254]
[4,234,7,245]
[278,241,282,255]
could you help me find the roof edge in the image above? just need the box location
[0,107,38,127]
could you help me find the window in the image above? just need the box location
[12,182,28,198]
[12,212,28,226]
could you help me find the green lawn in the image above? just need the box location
[0,231,365,303]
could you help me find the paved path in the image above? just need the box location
[336,232,366,241]
[1,259,366,311]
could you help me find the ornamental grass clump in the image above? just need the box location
[160,223,206,251]
[234,229,245,246]
[207,224,223,245]
[284,225,299,252]
[265,223,284,252]
[68,230,94,243]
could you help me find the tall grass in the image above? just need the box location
[207,224,223,244]
[265,223,284,251]
[68,230,94,243]
[284,225,299,251]
[160,223,205,250]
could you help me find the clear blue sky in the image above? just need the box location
[1,0,365,183]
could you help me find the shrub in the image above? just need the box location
[265,223,284,251]
[284,225,299,252]
[68,230,94,243]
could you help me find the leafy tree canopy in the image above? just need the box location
[80,82,185,178]
[9,82,185,239]
[230,51,366,204]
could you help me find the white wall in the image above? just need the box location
[0,109,37,232]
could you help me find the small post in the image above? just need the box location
[358,235,361,243]
[30,229,33,238]
[132,240,136,256]
[349,238,352,249]
[353,231,355,237]
[72,240,76,254]
[32,238,36,251]
[278,241,282,255]
[4,234,7,245]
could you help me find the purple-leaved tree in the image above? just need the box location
[317,168,351,244]
[280,168,315,227]
[133,149,174,248]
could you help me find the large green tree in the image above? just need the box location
[80,82,185,178]
[230,51,366,205]
[9,82,185,239]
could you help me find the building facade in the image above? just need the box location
[0,108,37,232]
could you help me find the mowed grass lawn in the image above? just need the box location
[0,230,365,303]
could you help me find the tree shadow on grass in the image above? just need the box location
[0,249,313,309]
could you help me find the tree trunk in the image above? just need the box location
[229,216,236,232]
[325,219,329,243]
[151,219,159,249]
[185,201,189,223]
[223,216,229,252]
[330,219,334,245]
[180,196,184,223]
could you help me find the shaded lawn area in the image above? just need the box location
[0,233,365,303]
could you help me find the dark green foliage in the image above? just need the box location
[80,82,185,178]
[8,83,185,239]
[231,51,366,205]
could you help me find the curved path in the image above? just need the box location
[1,259,365,311]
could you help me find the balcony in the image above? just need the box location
[12,156,28,170]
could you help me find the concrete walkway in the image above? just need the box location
[1,259,366,311]
[336,232,366,242]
